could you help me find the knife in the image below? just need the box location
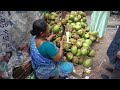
[61,24,65,38]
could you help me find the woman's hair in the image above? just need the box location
[30,19,48,37]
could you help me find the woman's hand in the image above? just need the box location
[50,33,56,38]
[47,33,56,41]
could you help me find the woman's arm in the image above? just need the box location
[47,34,56,41]
[53,37,64,62]
[45,37,64,62]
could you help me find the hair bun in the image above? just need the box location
[30,29,36,36]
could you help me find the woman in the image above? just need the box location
[30,19,74,79]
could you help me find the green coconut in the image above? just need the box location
[52,25,60,34]
[74,17,79,22]
[63,43,72,51]
[89,35,96,42]
[83,59,92,68]
[66,52,74,61]
[70,38,76,44]
[69,14,74,20]
[73,33,80,40]
[77,30,83,36]
[84,39,92,46]
[84,33,90,39]
[75,41,82,48]
[89,49,95,57]
[81,47,88,56]
[72,56,79,65]
[78,56,84,64]
[76,49,81,56]
[71,45,77,55]
[75,25,81,30]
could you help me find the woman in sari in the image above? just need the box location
[30,19,74,79]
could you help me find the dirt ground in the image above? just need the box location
[71,14,120,79]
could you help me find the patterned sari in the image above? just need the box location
[30,36,73,79]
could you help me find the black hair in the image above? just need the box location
[30,19,48,37]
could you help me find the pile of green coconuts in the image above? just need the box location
[44,11,98,68]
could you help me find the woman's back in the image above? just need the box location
[37,41,58,60]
